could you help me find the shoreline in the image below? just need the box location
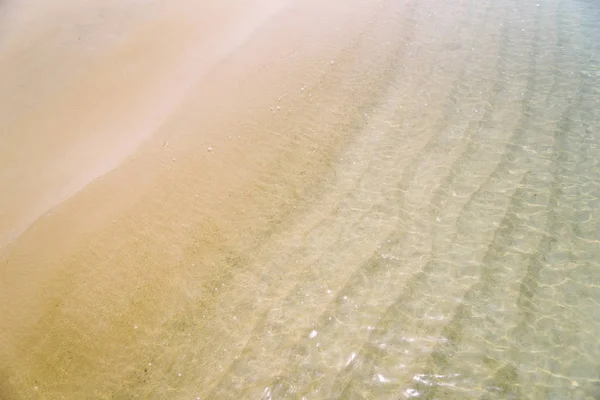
[0,0,289,251]
[0,1,389,397]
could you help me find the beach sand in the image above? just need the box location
[0,0,393,397]
[2,0,600,399]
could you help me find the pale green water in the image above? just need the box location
[204,0,600,398]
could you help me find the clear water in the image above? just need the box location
[204,1,600,398]
[1,0,599,399]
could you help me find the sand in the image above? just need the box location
[0,0,393,397]
[2,0,600,399]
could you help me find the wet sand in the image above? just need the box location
[1,0,398,397]
[1,0,600,399]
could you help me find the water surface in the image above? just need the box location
[1,0,599,399]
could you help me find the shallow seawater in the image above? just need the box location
[206,1,600,398]
[1,0,600,399]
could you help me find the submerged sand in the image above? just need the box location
[0,0,398,397]
[2,0,600,399]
